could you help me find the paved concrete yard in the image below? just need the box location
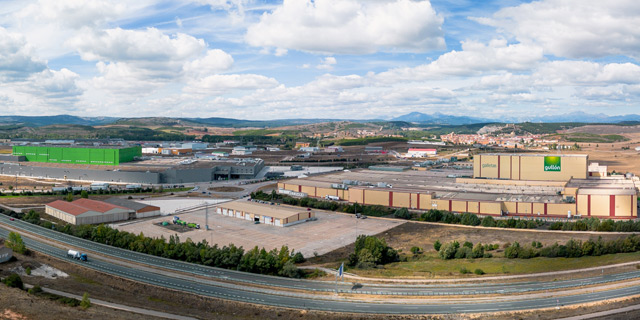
[114,208,404,257]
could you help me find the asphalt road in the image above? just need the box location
[1,214,639,296]
[2,216,640,314]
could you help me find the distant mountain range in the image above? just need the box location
[1,112,640,128]
[392,111,640,125]
[0,115,118,127]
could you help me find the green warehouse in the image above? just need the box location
[12,145,141,166]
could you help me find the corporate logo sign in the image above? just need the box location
[544,156,561,172]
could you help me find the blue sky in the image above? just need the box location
[0,0,639,120]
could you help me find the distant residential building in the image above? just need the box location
[295,142,310,149]
[232,145,257,155]
[300,147,320,152]
[406,148,437,158]
[325,146,343,152]
[211,151,229,157]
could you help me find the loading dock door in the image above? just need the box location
[216,208,222,214]
[246,214,252,221]
[236,211,242,218]
[275,219,282,227]
[264,216,272,225]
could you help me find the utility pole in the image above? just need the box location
[205,202,209,231]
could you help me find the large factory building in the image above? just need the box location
[12,145,141,166]
[473,154,588,181]
[278,153,638,219]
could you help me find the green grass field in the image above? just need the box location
[348,251,640,278]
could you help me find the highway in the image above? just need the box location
[1,214,639,296]
[2,215,640,314]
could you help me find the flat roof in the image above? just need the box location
[218,200,311,219]
[13,145,138,149]
[479,153,588,157]
[103,197,160,211]
[47,199,130,216]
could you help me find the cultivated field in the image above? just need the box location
[559,127,640,173]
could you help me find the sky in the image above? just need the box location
[0,0,639,120]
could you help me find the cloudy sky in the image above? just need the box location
[1,0,639,120]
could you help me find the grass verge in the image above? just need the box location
[348,251,640,278]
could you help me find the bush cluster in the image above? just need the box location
[549,217,640,232]
[348,235,399,269]
[504,235,640,259]
[437,240,495,260]
[3,210,305,278]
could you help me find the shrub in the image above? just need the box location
[462,241,473,249]
[393,208,412,220]
[438,242,458,260]
[6,232,27,254]
[25,267,31,275]
[472,243,485,258]
[474,268,485,275]
[80,292,91,309]
[410,246,421,255]
[504,242,521,259]
[459,267,471,274]
[433,240,442,252]
[3,273,23,289]
[28,285,43,294]
[455,247,472,259]
[460,212,481,226]
[481,216,496,227]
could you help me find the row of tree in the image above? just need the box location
[503,235,640,259]
[4,210,305,278]
[435,240,498,260]
[549,217,640,232]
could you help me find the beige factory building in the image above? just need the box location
[216,201,315,227]
[473,154,588,181]
[278,153,637,219]
[45,198,132,225]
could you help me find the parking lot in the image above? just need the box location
[113,205,404,257]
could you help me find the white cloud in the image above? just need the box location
[184,74,279,95]
[245,0,445,54]
[377,39,543,82]
[16,0,125,29]
[0,27,47,79]
[317,57,337,70]
[68,28,205,65]
[183,49,234,78]
[474,0,640,59]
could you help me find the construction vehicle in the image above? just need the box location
[67,249,88,261]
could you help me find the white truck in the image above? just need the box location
[325,195,340,201]
[67,249,88,261]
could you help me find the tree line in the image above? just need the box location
[549,217,640,232]
[1,210,305,278]
[503,235,640,259]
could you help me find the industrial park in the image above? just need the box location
[1,127,640,320]
[3,1,640,319]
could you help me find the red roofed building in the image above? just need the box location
[45,198,133,225]
[406,148,437,158]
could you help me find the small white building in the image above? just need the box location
[300,147,320,153]
[406,148,437,158]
